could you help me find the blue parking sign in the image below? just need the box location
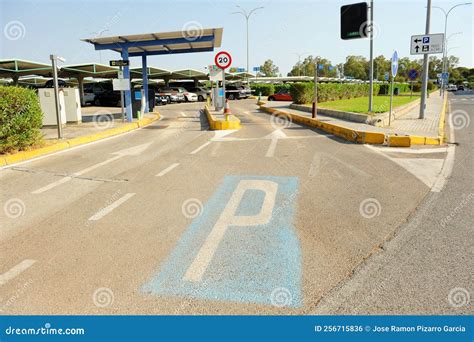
[423,36,430,44]
[142,175,302,308]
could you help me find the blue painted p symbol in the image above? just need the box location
[142,176,302,308]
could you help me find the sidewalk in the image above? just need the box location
[264,93,445,139]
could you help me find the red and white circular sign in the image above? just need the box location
[214,51,232,69]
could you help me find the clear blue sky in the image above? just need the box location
[1,0,472,74]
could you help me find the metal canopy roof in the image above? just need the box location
[81,28,223,57]
[130,67,171,79]
[227,72,256,80]
[171,69,208,80]
[60,63,119,78]
[0,59,52,78]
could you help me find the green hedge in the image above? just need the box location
[289,83,381,104]
[0,86,43,153]
[274,84,290,93]
[378,83,410,95]
[250,84,274,96]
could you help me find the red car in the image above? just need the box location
[268,88,292,101]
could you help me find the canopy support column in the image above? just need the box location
[12,75,19,86]
[121,48,133,122]
[141,55,149,113]
[77,75,85,106]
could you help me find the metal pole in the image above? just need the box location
[222,69,226,115]
[312,59,318,119]
[120,66,125,122]
[441,13,448,96]
[419,0,431,119]
[50,55,62,139]
[246,16,249,75]
[389,76,394,126]
[368,0,374,112]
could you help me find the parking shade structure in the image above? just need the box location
[0,59,53,84]
[59,63,120,105]
[82,28,223,121]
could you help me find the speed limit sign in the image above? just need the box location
[214,51,232,69]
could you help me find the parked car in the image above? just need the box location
[83,84,97,105]
[155,94,168,106]
[189,87,211,101]
[447,84,458,92]
[157,87,185,103]
[457,85,465,91]
[268,89,292,101]
[171,87,198,102]
[225,85,247,100]
[91,82,121,106]
[44,79,67,88]
[238,84,252,98]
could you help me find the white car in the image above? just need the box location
[172,87,198,102]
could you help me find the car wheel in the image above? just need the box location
[198,95,204,102]
[228,94,235,100]
[268,96,275,101]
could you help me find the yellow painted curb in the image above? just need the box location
[204,106,241,130]
[259,105,385,145]
[438,95,448,144]
[388,135,411,147]
[1,112,160,166]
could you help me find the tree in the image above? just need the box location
[344,55,368,80]
[373,55,390,81]
[259,59,279,77]
[287,56,337,77]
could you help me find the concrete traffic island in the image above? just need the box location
[204,105,241,130]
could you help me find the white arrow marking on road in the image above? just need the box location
[156,163,180,177]
[0,260,36,286]
[31,143,151,194]
[88,193,136,221]
[265,129,288,157]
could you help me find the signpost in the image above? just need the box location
[410,33,444,55]
[214,51,232,112]
[408,69,419,98]
[389,50,398,126]
[109,60,130,67]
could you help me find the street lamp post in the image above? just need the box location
[433,2,471,94]
[294,52,309,76]
[232,6,264,76]
[50,54,66,139]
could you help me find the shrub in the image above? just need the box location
[0,86,43,153]
[274,84,290,93]
[289,82,380,104]
[378,83,410,95]
[250,83,275,96]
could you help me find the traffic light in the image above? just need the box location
[340,2,368,40]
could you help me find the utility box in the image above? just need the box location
[132,88,155,118]
[38,88,67,126]
[62,88,82,123]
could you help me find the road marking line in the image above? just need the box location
[156,163,180,177]
[375,147,448,154]
[180,112,187,117]
[32,156,122,194]
[190,141,211,154]
[0,260,36,286]
[88,193,136,221]
[265,138,278,157]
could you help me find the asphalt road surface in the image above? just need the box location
[0,96,470,314]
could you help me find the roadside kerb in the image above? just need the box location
[0,113,160,167]
[259,104,385,145]
[204,105,241,130]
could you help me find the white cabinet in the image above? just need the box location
[62,88,82,123]
[38,88,66,126]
